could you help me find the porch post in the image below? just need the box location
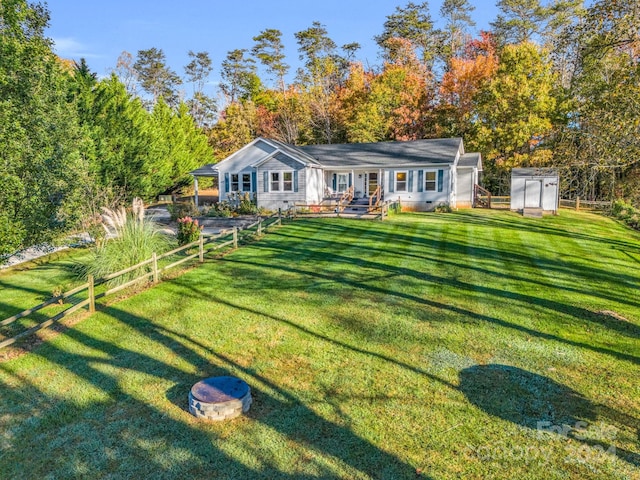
[194,176,199,207]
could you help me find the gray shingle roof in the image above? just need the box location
[263,138,323,166]
[189,164,219,176]
[299,138,463,168]
[512,167,558,177]
[459,152,482,169]
[189,137,479,177]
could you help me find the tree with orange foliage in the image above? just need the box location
[437,32,498,139]
[339,38,434,143]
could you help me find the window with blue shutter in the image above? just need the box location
[293,171,299,192]
[408,171,414,192]
[263,171,268,192]
[388,170,395,193]
[417,170,424,192]
[437,170,444,192]
[251,171,257,192]
[348,173,353,187]
[224,172,230,193]
[332,173,337,191]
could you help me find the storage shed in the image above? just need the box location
[510,168,559,215]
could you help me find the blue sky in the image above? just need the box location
[46,0,500,91]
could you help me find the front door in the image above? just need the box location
[367,173,378,196]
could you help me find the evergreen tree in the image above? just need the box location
[491,0,549,45]
[375,2,439,67]
[220,49,258,103]
[252,29,289,92]
[184,50,217,127]
[439,0,476,62]
[133,47,182,107]
[0,0,86,254]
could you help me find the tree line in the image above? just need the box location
[202,0,638,201]
[1,0,639,256]
[0,0,212,255]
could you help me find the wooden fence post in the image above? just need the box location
[152,252,159,283]
[88,275,95,313]
[233,227,238,248]
[258,218,262,235]
[199,234,204,263]
[576,196,580,211]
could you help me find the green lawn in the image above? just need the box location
[0,248,92,341]
[0,210,638,479]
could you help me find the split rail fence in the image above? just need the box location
[0,212,285,350]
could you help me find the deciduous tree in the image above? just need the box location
[471,42,558,192]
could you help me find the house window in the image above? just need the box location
[269,171,295,192]
[231,174,239,192]
[283,172,293,191]
[271,172,280,191]
[337,173,349,193]
[395,171,407,192]
[425,171,436,191]
[242,173,251,191]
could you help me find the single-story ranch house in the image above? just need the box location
[190,137,482,212]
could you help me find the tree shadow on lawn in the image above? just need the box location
[269,221,640,312]
[210,254,640,366]
[0,328,270,478]
[0,303,421,479]
[157,319,431,479]
[458,364,640,467]
[166,280,640,471]
[449,211,640,254]
[242,236,640,344]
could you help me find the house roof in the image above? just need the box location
[459,152,483,170]
[299,137,464,168]
[262,138,323,167]
[190,137,482,176]
[189,164,219,176]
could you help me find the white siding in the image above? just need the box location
[385,167,452,211]
[217,140,276,202]
[305,168,324,204]
[257,154,307,211]
[511,175,559,212]
[456,168,474,208]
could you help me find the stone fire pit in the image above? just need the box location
[188,376,252,421]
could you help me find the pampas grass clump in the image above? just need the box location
[80,198,174,285]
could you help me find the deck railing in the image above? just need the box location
[474,184,492,208]
[369,185,382,210]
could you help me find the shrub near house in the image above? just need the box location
[177,217,203,245]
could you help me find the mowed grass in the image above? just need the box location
[0,248,93,342]
[0,210,638,479]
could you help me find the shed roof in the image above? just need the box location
[299,137,464,168]
[512,167,558,177]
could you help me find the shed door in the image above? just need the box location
[524,180,542,208]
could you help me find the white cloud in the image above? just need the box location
[51,37,100,59]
